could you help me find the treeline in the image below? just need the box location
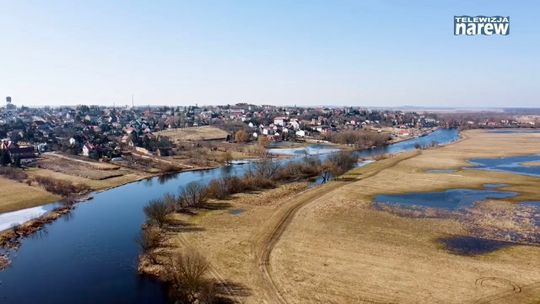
[143,152,357,226]
[33,176,91,196]
[325,130,390,149]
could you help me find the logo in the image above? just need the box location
[454,16,510,36]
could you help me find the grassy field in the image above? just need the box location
[270,129,540,304]
[0,154,152,214]
[153,129,540,304]
[26,167,148,192]
[38,154,129,180]
[0,177,60,213]
[156,126,229,141]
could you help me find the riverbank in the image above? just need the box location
[136,152,417,303]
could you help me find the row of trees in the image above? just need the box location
[143,152,358,228]
[325,130,390,149]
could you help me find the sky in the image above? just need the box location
[0,0,538,108]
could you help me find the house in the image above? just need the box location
[295,130,306,137]
[82,142,95,157]
[0,140,36,160]
[273,117,287,126]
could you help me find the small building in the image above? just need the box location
[0,140,36,160]
[82,143,95,157]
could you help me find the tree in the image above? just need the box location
[0,150,11,166]
[250,158,280,180]
[234,130,249,143]
[168,248,216,304]
[143,198,172,227]
[179,182,208,208]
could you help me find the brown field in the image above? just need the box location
[0,177,60,213]
[27,153,152,191]
[153,129,540,304]
[156,126,229,142]
[0,154,152,214]
[38,153,129,180]
[26,167,147,192]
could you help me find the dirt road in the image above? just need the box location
[253,151,421,303]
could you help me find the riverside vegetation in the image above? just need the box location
[137,152,358,303]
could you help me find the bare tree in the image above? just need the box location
[143,198,171,227]
[179,181,208,208]
[168,248,216,303]
[250,158,280,180]
[234,130,249,143]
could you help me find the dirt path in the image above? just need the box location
[253,151,421,303]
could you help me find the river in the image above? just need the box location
[0,128,459,304]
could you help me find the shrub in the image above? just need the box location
[0,167,28,182]
[275,158,323,182]
[179,182,208,208]
[144,198,172,227]
[138,226,161,251]
[206,179,229,200]
[234,130,249,143]
[249,158,280,180]
[242,175,275,190]
[168,248,216,304]
[33,176,91,196]
[321,151,358,181]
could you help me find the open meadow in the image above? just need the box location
[0,177,60,213]
[155,126,229,142]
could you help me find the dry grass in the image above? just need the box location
[0,177,60,213]
[38,154,129,180]
[156,126,229,142]
[26,168,147,191]
[155,129,540,304]
[269,129,540,304]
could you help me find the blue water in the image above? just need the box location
[0,129,460,303]
[356,129,459,157]
[374,189,517,210]
[468,154,540,177]
[439,236,514,256]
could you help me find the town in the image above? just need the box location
[2,96,538,170]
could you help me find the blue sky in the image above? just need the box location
[0,0,538,107]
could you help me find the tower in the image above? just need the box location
[5,96,15,110]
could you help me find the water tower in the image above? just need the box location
[5,96,15,110]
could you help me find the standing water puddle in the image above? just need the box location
[373,189,517,210]
[438,236,515,256]
[374,184,540,255]
[467,154,540,177]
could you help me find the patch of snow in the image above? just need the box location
[0,204,56,231]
